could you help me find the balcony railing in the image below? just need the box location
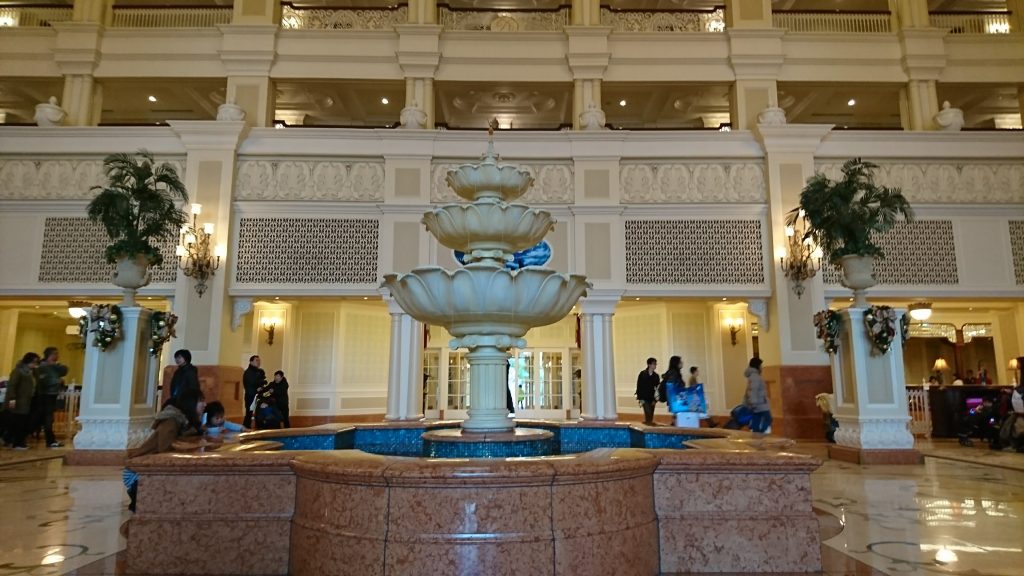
[109,6,232,28]
[0,5,73,27]
[772,10,892,34]
[280,4,408,30]
[601,7,726,33]
[930,11,1012,35]
[439,5,570,32]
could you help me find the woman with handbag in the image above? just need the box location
[744,357,772,434]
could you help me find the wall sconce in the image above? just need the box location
[908,302,933,322]
[262,318,278,346]
[779,211,822,298]
[725,317,744,346]
[67,300,90,319]
[176,203,224,297]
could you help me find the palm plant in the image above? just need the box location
[87,151,189,267]
[786,158,913,265]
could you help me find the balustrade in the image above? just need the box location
[772,10,892,34]
[906,386,932,437]
[929,11,1012,35]
[439,4,570,32]
[600,7,725,32]
[0,5,72,27]
[280,4,408,30]
[110,6,232,28]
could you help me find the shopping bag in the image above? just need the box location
[667,382,707,416]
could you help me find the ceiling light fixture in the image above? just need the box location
[619,99,627,107]
[847,99,856,106]
[381,97,389,105]
[908,302,933,322]
[148,95,157,103]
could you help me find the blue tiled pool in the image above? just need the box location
[260,425,701,458]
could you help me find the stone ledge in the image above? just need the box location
[828,444,923,465]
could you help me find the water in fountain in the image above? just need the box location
[382,123,590,434]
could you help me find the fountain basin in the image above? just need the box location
[382,265,590,338]
[445,161,534,203]
[423,202,555,258]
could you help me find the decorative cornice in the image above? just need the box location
[757,124,834,154]
[168,121,247,151]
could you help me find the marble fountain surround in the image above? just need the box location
[123,135,824,575]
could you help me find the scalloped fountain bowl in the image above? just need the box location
[423,203,555,257]
[382,264,590,338]
[445,161,534,203]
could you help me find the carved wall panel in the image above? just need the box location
[0,158,184,200]
[38,217,177,283]
[280,6,407,30]
[815,162,1024,204]
[1010,221,1024,285]
[821,220,958,285]
[625,219,765,285]
[431,163,573,204]
[235,160,385,201]
[620,162,766,203]
[235,217,379,284]
[439,8,570,31]
[601,7,726,32]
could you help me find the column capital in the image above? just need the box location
[580,289,623,314]
[756,124,833,154]
[52,22,103,75]
[898,28,948,80]
[396,24,442,77]
[168,121,247,152]
[727,28,786,79]
[217,24,279,76]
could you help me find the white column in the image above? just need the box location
[580,294,621,420]
[75,307,158,451]
[385,298,424,421]
[832,308,915,451]
[463,344,513,432]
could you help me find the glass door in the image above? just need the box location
[423,349,441,419]
[510,348,568,420]
[446,349,470,420]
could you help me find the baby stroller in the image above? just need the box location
[958,399,1000,447]
[724,404,753,430]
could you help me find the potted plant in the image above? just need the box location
[786,158,913,307]
[87,150,189,306]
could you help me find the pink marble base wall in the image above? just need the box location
[125,452,297,575]
[763,365,834,440]
[654,450,823,573]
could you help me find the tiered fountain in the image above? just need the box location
[383,121,589,445]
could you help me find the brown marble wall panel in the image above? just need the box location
[127,517,291,575]
[290,520,386,576]
[763,365,833,439]
[161,364,245,420]
[385,541,555,576]
[655,472,811,514]
[554,520,660,576]
[387,485,551,538]
[659,515,821,573]
[136,472,295,515]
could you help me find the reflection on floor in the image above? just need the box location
[0,440,1020,576]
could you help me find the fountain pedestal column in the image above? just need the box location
[461,341,516,432]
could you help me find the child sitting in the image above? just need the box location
[202,401,247,437]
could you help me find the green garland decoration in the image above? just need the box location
[900,312,910,347]
[77,315,89,349]
[149,311,178,356]
[90,304,123,351]
[813,310,843,354]
[864,305,898,355]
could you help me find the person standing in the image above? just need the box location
[243,355,265,429]
[272,370,291,428]
[34,346,68,448]
[5,352,41,450]
[635,357,660,425]
[168,349,199,400]
[744,357,772,434]
[687,366,699,388]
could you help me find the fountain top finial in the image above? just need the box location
[484,117,499,162]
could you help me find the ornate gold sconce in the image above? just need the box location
[779,210,822,298]
[176,203,225,297]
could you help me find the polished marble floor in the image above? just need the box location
[0,441,1021,576]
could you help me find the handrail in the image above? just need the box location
[929,10,1012,34]
[772,10,892,33]
[109,6,232,28]
[0,5,72,27]
[281,4,408,29]
[282,1,406,10]
[437,2,570,13]
[439,5,570,31]
[601,6,726,32]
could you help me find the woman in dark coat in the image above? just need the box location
[661,356,683,405]
[635,357,660,425]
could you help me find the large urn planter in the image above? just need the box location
[838,254,876,308]
[113,254,152,307]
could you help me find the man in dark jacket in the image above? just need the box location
[6,352,41,450]
[635,357,660,425]
[34,346,68,448]
[168,349,200,400]
[243,355,265,429]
